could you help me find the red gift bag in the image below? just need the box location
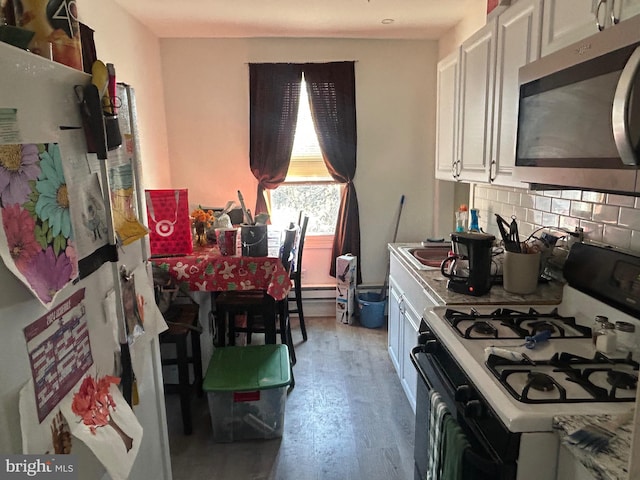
[145,189,193,255]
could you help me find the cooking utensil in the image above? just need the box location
[495,214,520,252]
[379,195,405,301]
[91,60,109,98]
[237,190,254,225]
[509,217,521,252]
[498,330,552,349]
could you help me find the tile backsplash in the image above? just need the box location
[472,184,640,254]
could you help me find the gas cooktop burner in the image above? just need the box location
[444,307,591,339]
[471,321,497,336]
[529,321,556,334]
[486,351,639,403]
[607,370,638,390]
[527,373,555,392]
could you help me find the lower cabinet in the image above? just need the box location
[555,444,597,480]
[400,296,420,411]
[388,280,403,376]
[388,252,441,413]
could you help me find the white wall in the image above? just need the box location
[438,0,487,59]
[159,37,445,286]
[79,0,172,189]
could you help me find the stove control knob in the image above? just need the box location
[463,400,484,418]
[454,385,474,402]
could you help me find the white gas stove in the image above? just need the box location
[426,288,638,433]
[411,243,640,480]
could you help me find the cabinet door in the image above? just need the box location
[387,279,402,376]
[400,299,420,413]
[609,0,640,24]
[435,50,460,181]
[491,0,543,187]
[457,18,497,183]
[541,0,598,56]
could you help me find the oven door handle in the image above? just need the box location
[411,344,513,478]
[410,344,436,390]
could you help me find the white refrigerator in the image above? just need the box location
[0,40,171,479]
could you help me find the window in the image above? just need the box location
[269,75,341,235]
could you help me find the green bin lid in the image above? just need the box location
[203,344,291,392]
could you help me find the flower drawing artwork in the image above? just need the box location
[71,375,133,452]
[2,204,40,270]
[0,143,77,306]
[26,246,74,304]
[35,144,72,239]
[0,144,41,207]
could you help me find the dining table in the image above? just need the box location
[150,243,292,345]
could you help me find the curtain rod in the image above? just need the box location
[245,61,358,65]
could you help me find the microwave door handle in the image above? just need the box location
[613,45,640,166]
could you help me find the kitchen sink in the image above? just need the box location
[397,244,451,271]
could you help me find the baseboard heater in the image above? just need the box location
[298,285,383,302]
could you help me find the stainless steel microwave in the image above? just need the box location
[513,14,640,195]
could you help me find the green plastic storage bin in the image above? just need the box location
[203,344,291,442]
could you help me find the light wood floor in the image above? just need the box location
[165,316,415,480]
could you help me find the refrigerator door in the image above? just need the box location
[0,42,170,479]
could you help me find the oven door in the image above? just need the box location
[410,326,519,480]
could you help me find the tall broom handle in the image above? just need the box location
[379,195,405,301]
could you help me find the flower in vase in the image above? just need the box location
[190,207,214,245]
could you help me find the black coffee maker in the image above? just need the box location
[440,232,495,296]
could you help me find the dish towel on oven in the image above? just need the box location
[426,390,449,480]
[440,414,471,480]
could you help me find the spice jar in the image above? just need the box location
[592,315,609,345]
[615,321,636,354]
[595,321,617,354]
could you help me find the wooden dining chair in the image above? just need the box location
[288,214,309,341]
[214,223,299,365]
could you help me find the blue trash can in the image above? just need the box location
[357,292,387,328]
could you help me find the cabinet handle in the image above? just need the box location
[595,0,607,31]
[489,159,497,181]
[611,0,619,25]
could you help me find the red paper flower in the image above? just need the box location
[71,375,120,434]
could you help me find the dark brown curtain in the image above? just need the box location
[304,62,361,283]
[249,63,304,215]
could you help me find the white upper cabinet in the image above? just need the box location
[435,51,460,181]
[541,0,598,55]
[457,18,497,183]
[434,0,542,187]
[541,0,640,56]
[491,0,543,187]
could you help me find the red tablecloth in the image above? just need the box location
[150,245,291,300]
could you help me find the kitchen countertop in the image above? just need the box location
[554,414,633,480]
[389,243,564,306]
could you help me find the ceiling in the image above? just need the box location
[111,0,482,40]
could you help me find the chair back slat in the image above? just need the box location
[293,215,309,274]
[280,223,298,273]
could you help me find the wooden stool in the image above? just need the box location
[160,303,203,435]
